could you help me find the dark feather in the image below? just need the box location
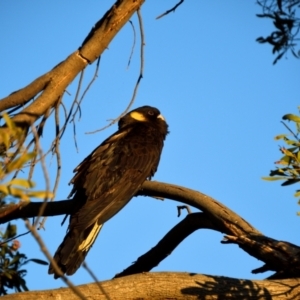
[48,106,168,278]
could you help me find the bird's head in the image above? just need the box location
[118,106,168,134]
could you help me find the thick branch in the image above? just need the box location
[1,181,300,279]
[0,73,51,112]
[140,181,260,235]
[4,272,300,300]
[115,212,219,277]
[223,234,300,279]
[0,0,145,127]
[0,180,259,236]
[0,200,72,224]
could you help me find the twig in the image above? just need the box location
[281,121,300,142]
[30,126,52,229]
[83,262,111,299]
[72,117,79,153]
[177,205,192,217]
[86,9,145,135]
[37,107,52,137]
[156,0,184,20]
[71,56,101,124]
[123,8,145,114]
[52,103,62,201]
[0,230,31,246]
[127,20,136,69]
[59,71,84,141]
[60,100,68,121]
[38,101,63,230]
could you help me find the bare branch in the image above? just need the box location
[0,181,257,236]
[223,233,300,278]
[122,8,145,113]
[156,0,184,20]
[127,20,137,68]
[1,181,299,279]
[0,0,145,128]
[140,181,260,235]
[86,8,145,135]
[177,205,192,216]
[30,126,52,229]
[115,212,217,277]
[0,74,50,112]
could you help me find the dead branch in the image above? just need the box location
[156,0,184,20]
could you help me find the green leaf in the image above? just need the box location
[18,277,28,292]
[0,184,10,195]
[282,114,300,123]
[9,254,21,266]
[297,151,300,162]
[285,139,300,146]
[6,152,36,173]
[290,168,299,176]
[7,187,29,201]
[3,271,13,280]
[286,147,298,152]
[282,148,296,158]
[0,129,11,150]
[294,191,300,197]
[9,178,35,189]
[27,258,48,265]
[1,113,16,131]
[270,168,288,176]
[274,134,288,140]
[282,179,300,186]
[262,176,288,181]
[3,223,17,239]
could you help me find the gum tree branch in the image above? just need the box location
[4,272,300,300]
[1,181,300,279]
[0,0,145,128]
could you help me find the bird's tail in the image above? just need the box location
[48,221,103,278]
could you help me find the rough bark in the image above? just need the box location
[4,272,300,300]
[0,0,145,128]
[1,181,300,280]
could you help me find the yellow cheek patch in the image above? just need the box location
[130,111,146,121]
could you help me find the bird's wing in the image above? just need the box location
[68,126,163,232]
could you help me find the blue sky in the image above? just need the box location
[1,0,299,292]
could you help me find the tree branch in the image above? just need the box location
[0,180,259,236]
[0,0,145,128]
[1,181,300,279]
[3,272,300,300]
[140,181,260,235]
[114,212,218,277]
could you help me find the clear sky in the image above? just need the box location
[1,0,299,292]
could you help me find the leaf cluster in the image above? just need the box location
[0,114,50,293]
[256,0,300,64]
[0,223,47,295]
[0,114,52,203]
[263,111,300,208]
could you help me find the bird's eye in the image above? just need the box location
[148,110,154,116]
